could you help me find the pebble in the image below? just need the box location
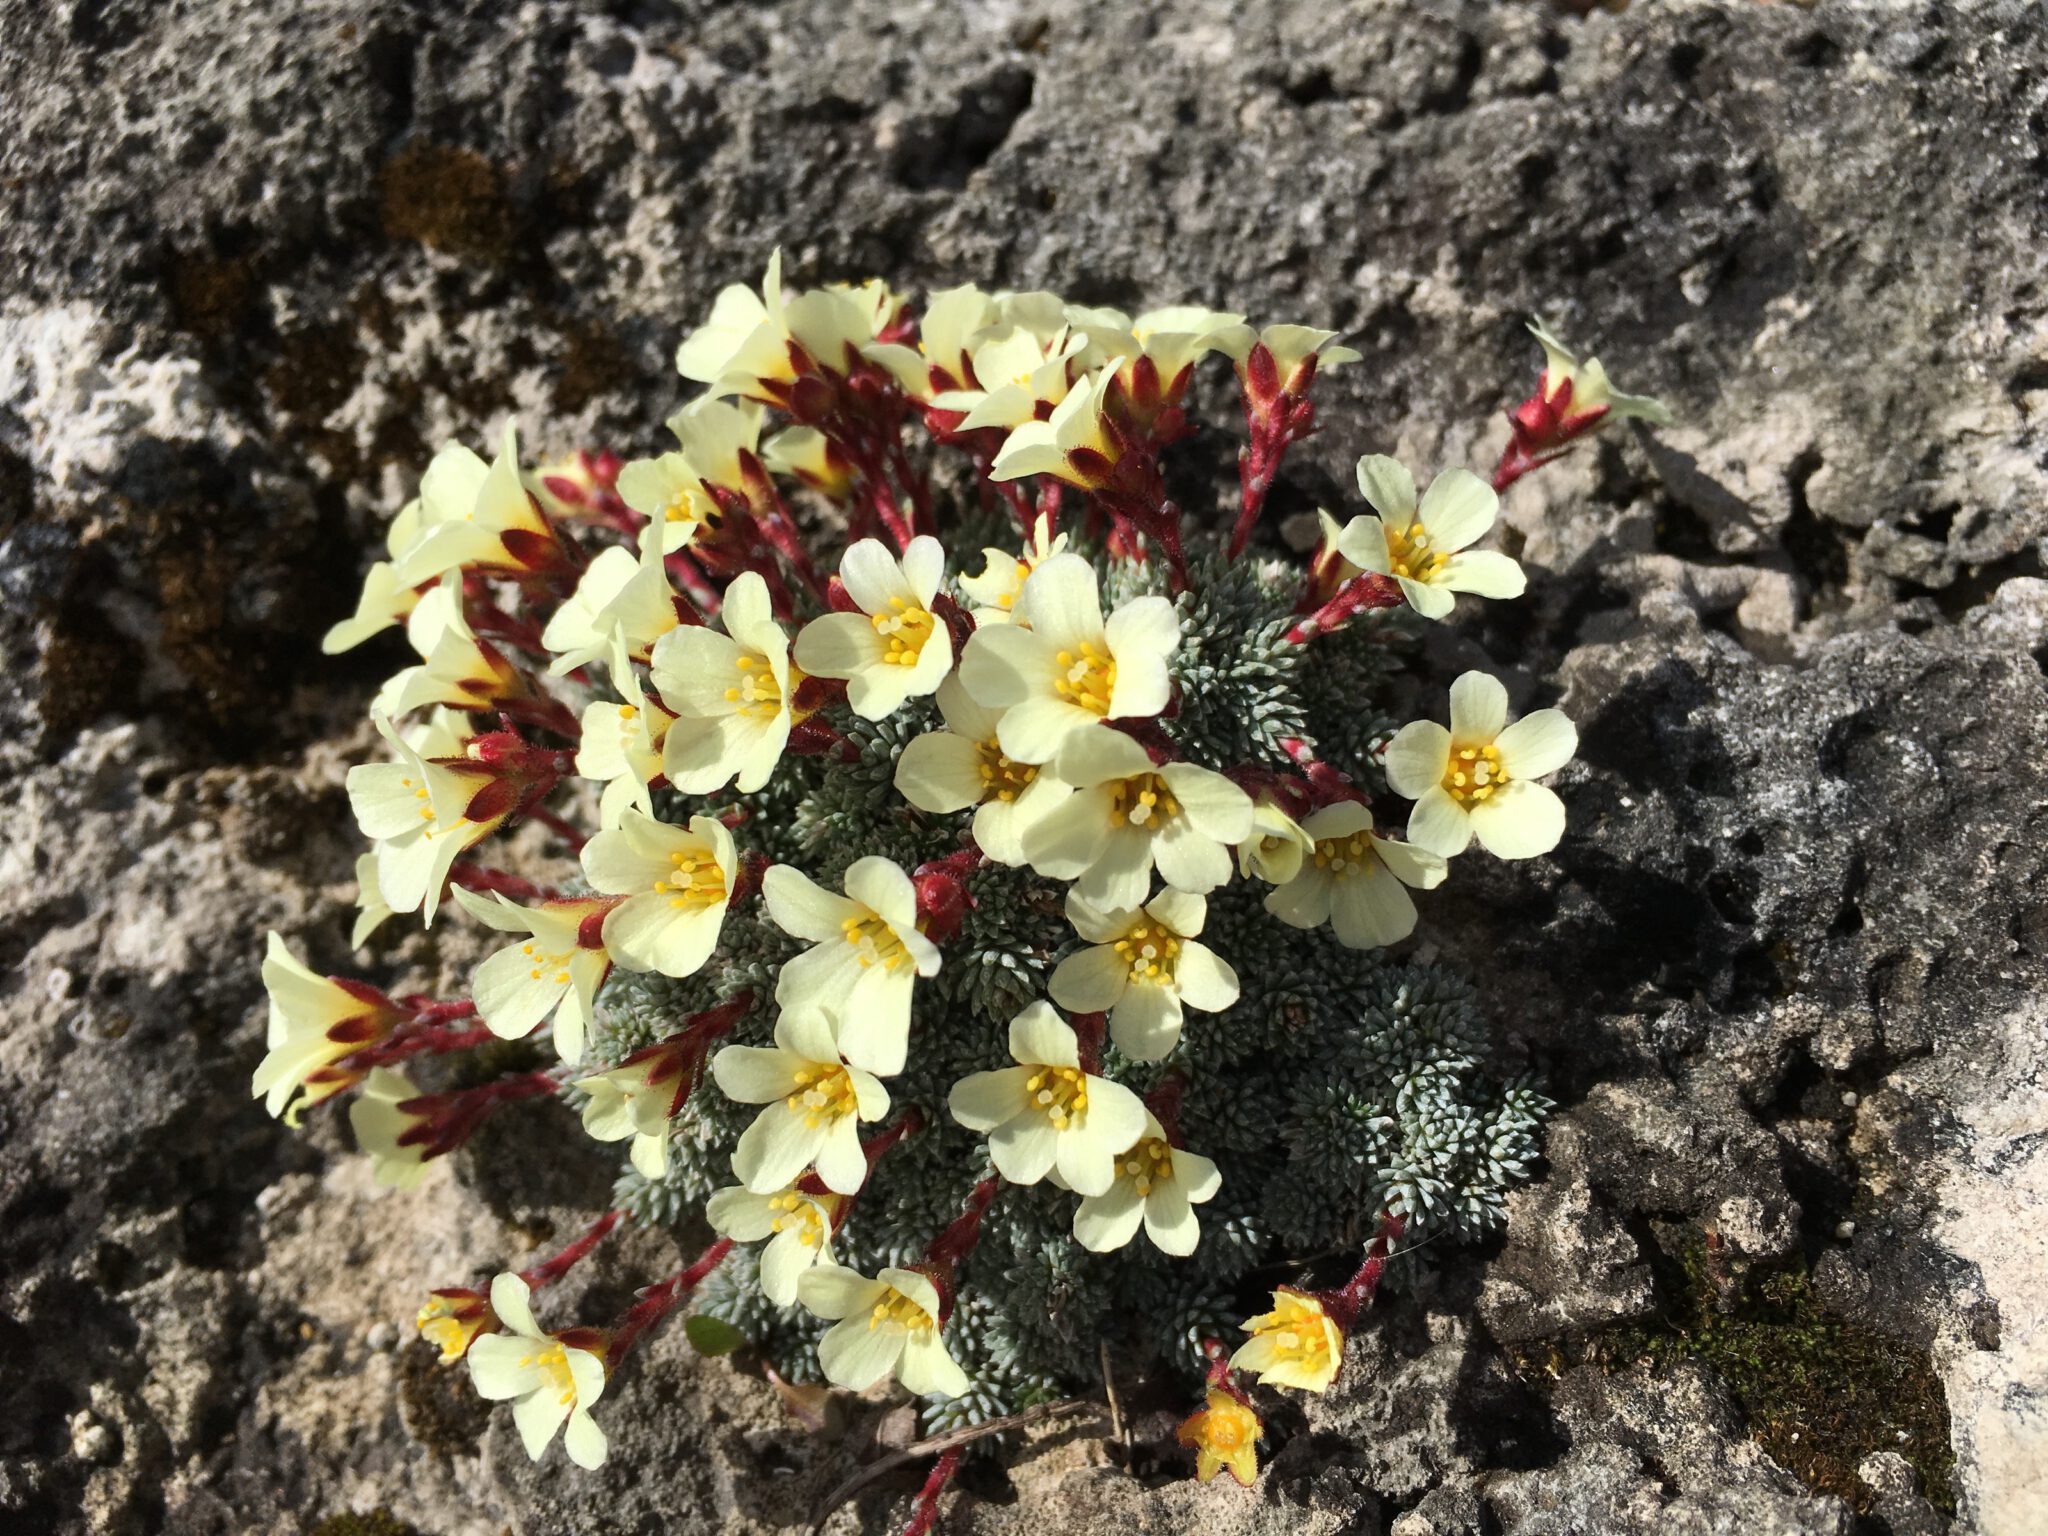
[69,1411,115,1464]
[367,1320,399,1352]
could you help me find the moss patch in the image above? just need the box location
[396,1337,492,1457]
[1523,1220,1954,1515]
[379,142,514,263]
[308,1510,423,1536]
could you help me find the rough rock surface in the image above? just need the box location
[4,1,2046,1533]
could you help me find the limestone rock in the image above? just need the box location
[4,2,2046,1533]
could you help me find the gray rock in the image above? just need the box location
[4,1,2046,1533]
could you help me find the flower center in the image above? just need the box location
[722,651,785,720]
[1441,742,1508,807]
[1310,832,1379,879]
[1114,922,1181,986]
[1120,1136,1177,1197]
[1207,1410,1249,1450]
[867,1288,934,1335]
[1053,641,1117,715]
[663,486,718,529]
[870,596,937,667]
[783,1063,858,1128]
[1253,1298,1337,1378]
[766,1191,828,1249]
[976,739,1039,802]
[1108,773,1180,830]
[519,940,574,987]
[518,1341,580,1407]
[1025,1064,1090,1130]
[653,849,727,910]
[1383,520,1450,583]
[841,913,911,972]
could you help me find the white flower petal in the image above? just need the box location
[1049,945,1129,1013]
[1442,549,1527,601]
[1073,1181,1145,1252]
[1469,780,1567,859]
[1354,454,1417,522]
[1407,785,1473,858]
[1416,468,1498,552]
[1108,983,1182,1062]
[1384,720,1451,799]
[1493,708,1578,780]
[1172,940,1239,1013]
[1448,671,1509,743]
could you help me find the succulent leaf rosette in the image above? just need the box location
[260,262,1667,1497]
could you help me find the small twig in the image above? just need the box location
[1098,1340,1127,1450]
[807,1399,1102,1534]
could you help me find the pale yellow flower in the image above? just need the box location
[1263,800,1447,950]
[1048,888,1238,1061]
[467,1274,609,1469]
[1072,1112,1220,1256]
[957,551,1179,763]
[710,1008,891,1195]
[793,536,953,720]
[1231,1288,1344,1392]
[1336,457,1525,621]
[796,1264,969,1398]
[760,857,941,1076]
[947,1002,1147,1196]
[1385,672,1576,860]
[1022,728,1252,909]
[649,572,797,795]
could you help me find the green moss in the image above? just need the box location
[1559,1221,1954,1515]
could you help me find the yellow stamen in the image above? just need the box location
[869,595,938,668]
[1052,640,1117,715]
[1440,742,1508,809]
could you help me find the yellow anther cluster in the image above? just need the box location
[653,849,727,911]
[1108,773,1180,830]
[1025,1064,1090,1130]
[519,1340,580,1408]
[1114,921,1181,984]
[866,1288,934,1335]
[976,738,1038,803]
[1247,1292,1338,1379]
[1053,641,1117,715]
[1442,742,1508,807]
[1310,832,1375,878]
[841,914,910,972]
[663,491,716,530]
[784,1063,858,1128]
[870,596,937,667]
[1383,520,1451,583]
[1120,1137,1177,1197]
[722,653,785,720]
[1203,1401,1255,1452]
[766,1190,826,1247]
[519,939,574,986]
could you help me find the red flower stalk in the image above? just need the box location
[393,1070,560,1163]
[519,1210,626,1291]
[920,1176,1002,1323]
[897,1447,963,1536]
[604,1237,736,1368]
[1282,571,1405,645]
